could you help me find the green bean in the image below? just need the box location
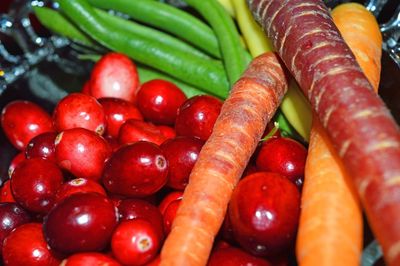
[57,0,229,98]
[87,0,221,58]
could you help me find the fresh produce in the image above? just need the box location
[55,178,107,204]
[25,132,58,162]
[118,119,167,146]
[207,246,272,266]
[247,0,400,265]
[61,252,121,266]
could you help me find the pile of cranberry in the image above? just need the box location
[0,53,307,266]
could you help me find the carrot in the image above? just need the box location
[160,52,289,266]
[247,0,400,265]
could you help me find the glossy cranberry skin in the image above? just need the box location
[111,219,160,266]
[228,172,300,257]
[90,53,140,103]
[2,223,61,266]
[81,80,91,94]
[158,191,183,214]
[136,79,187,125]
[62,252,121,266]
[103,141,168,197]
[7,151,25,178]
[0,180,15,203]
[11,158,64,214]
[160,136,204,190]
[118,119,166,146]
[1,100,54,150]
[55,128,111,182]
[99,97,143,139]
[0,202,31,254]
[43,192,118,254]
[118,199,164,240]
[208,246,272,266]
[25,131,57,162]
[53,93,106,135]
[55,178,107,205]
[161,198,181,235]
[157,125,176,140]
[175,95,222,141]
[255,137,307,184]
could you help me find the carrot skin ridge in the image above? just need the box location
[159,52,289,266]
[247,0,400,265]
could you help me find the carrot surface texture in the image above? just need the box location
[296,3,383,266]
[160,52,289,266]
[247,0,400,265]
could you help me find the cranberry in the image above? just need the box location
[25,131,57,162]
[228,172,300,257]
[7,151,25,178]
[11,158,64,214]
[157,125,176,140]
[81,80,91,94]
[111,219,160,265]
[54,128,111,182]
[175,95,222,141]
[255,137,307,185]
[158,191,183,215]
[53,93,106,135]
[43,192,118,254]
[136,79,187,125]
[118,119,166,146]
[55,178,107,204]
[160,136,204,190]
[104,135,121,152]
[2,223,61,266]
[99,97,143,139]
[161,198,181,235]
[118,198,164,240]
[1,100,54,150]
[0,180,15,203]
[61,252,121,266]
[207,246,272,266]
[90,53,140,103]
[146,255,161,266]
[0,202,31,254]
[102,141,168,197]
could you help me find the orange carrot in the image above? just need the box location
[296,3,382,266]
[160,52,289,266]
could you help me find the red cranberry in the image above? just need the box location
[157,125,176,140]
[25,131,57,162]
[1,100,54,150]
[255,137,307,184]
[104,135,121,152]
[55,178,107,205]
[102,141,168,197]
[161,198,181,235]
[81,80,91,94]
[43,192,118,254]
[228,172,300,257]
[175,95,222,141]
[0,180,15,203]
[53,93,106,135]
[207,246,272,266]
[2,223,61,266]
[158,191,183,214]
[7,151,25,178]
[61,252,121,266]
[11,158,64,214]
[146,255,161,266]
[111,219,160,265]
[0,202,31,254]
[118,119,166,146]
[136,79,187,125]
[160,136,204,190]
[118,199,164,240]
[99,97,143,139]
[90,53,140,103]
[54,128,111,182]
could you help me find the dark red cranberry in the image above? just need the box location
[104,135,121,152]
[157,125,176,140]
[61,252,121,266]
[118,119,166,146]
[11,158,64,214]
[53,93,106,135]
[98,97,143,139]
[7,151,26,178]
[1,100,54,150]
[25,131,57,162]
[102,141,168,197]
[2,223,62,266]
[90,53,140,103]
[207,246,272,266]
[54,128,111,182]
[158,191,183,215]
[146,255,161,266]
[0,180,15,203]
[255,137,307,184]
[136,79,187,125]
[160,136,204,190]
[117,199,164,240]
[0,202,31,254]
[228,172,300,257]
[43,192,118,254]
[111,219,160,265]
[55,178,107,205]
[81,80,91,94]
[175,95,222,141]
[161,198,181,235]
